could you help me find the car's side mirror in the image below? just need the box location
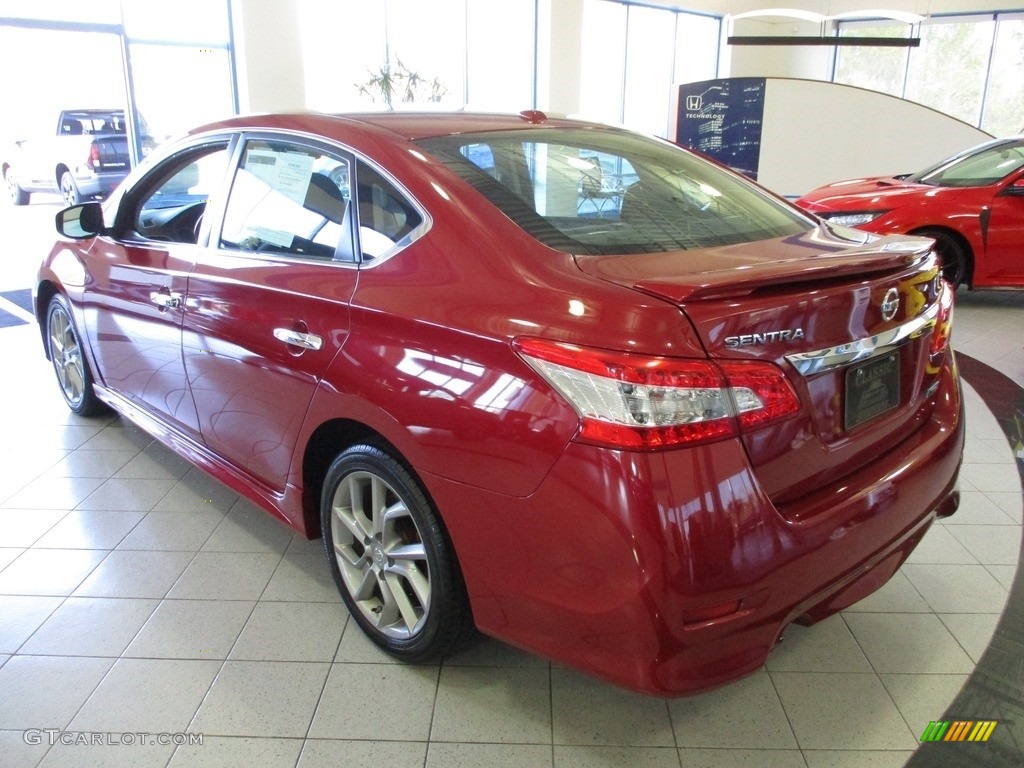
[56,202,105,239]
[1001,178,1024,196]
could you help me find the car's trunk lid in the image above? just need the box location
[574,227,947,517]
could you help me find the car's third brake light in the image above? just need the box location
[514,338,800,450]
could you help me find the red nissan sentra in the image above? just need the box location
[35,111,963,695]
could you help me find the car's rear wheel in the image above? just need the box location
[321,443,473,662]
[46,295,107,416]
[914,227,970,288]
[5,168,29,205]
[60,171,81,207]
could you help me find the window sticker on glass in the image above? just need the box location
[245,149,316,204]
[249,226,294,248]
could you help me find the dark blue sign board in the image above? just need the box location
[676,78,766,181]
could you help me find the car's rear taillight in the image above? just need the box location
[88,143,101,170]
[717,360,805,430]
[514,338,800,450]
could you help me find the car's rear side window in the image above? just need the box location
[221,139,354,261]
[354,161,424,260]
[419,129,808,256]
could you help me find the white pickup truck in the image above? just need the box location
[2,109,136,207]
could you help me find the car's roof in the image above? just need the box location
[189,110,613,142]
[65,109,124,116]
[956,135,1024,155]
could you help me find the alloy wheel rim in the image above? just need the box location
[49,306,86,407]
[61,177,76,207]
[330,470,431,639]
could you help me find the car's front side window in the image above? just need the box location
[220,139,354,262]
[129,143,231,244]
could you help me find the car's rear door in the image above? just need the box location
[181,135,360,493]
[83,138,234,440]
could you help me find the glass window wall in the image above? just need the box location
[0,0,120,24]
[835,12,1022,136]
[466,0,535,111]
[905,17,994,128]
[982,14,1024,137]
[0,27,125,147]
[299,0,535,114]
[623,6,676,138]
[675,12,721,87]
[580,0,627,126]
[580,0,721,138]
[0,1,235,170]
[834,21,910,97]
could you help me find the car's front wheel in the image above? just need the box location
[46,295,107,416]
[321,443,473,661]
[4,168,29,205]
[914,227,970,288]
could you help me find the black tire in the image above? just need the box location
[321,443,473,662]
[914,227,970,288]
[5,168,29,205]
[60,170,81,207]
[46,295,107,416]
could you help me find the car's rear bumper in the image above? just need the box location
[427,352,965,696]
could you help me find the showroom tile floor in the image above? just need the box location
[0,201,1021,768]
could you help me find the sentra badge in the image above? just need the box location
[725,328,805,348]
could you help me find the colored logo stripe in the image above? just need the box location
[968,721,998,742]
[921,720,997,742]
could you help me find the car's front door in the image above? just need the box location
[84,139,233,439]
[182,136,358,492]
[984,169,1024,286]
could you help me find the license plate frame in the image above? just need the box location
[845,351,900,430]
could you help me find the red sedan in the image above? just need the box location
[796,137,1024,288]
[35,111,963,695]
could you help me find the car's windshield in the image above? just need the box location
[418,128,809,256]
[907,140,1024,188]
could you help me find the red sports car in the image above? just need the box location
[796,137,1024,289]
[35,111,963,695]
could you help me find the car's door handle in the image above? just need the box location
[150,291,182,310]
[273,328,323,351]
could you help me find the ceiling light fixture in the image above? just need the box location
[726,7,925,47]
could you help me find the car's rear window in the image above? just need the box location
[418,128,809,255]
